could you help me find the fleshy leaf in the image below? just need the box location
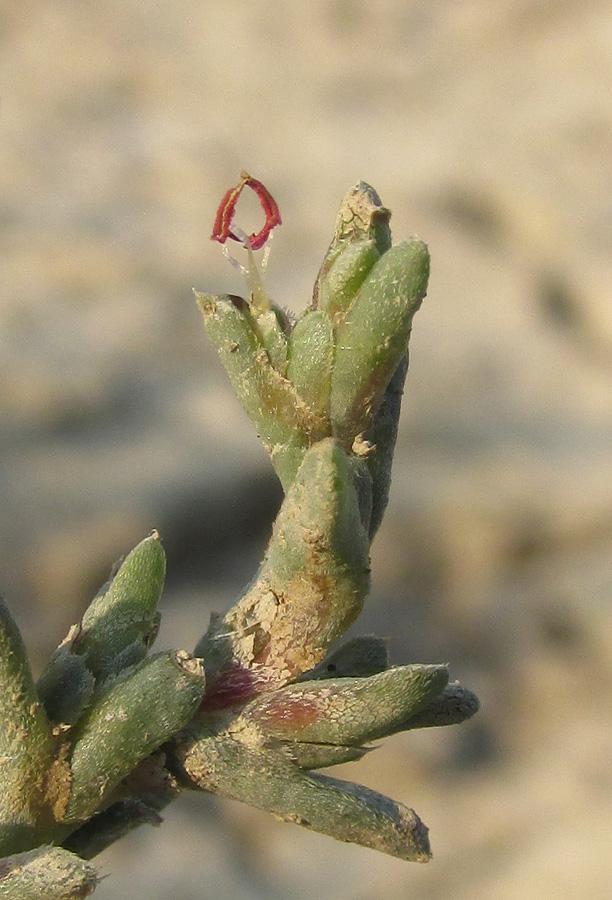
[241,665,449,746]
[0,597,56,844]
[330,239,429,448]
[170,727,431,862]
[65,651,205,823]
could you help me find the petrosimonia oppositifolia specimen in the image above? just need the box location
[0,178,478,898]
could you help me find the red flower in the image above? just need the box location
[211,171,282,251]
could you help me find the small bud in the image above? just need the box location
[36,651,95,727]
[76,532,166,679]
[299,635,389,680]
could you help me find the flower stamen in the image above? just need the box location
[211,171,282,251]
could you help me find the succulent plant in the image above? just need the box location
[0,178,478,897]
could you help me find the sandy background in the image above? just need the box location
[2,1,612,898]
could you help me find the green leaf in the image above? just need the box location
[242,664,449,746]
[0,597,55,836]
[316,239,380,326]
[37,533,166,725]
[363,352,409,539]
[196,292,327,488]
[65,651,205,823]
[391,682,480,732]
[171,727,431,862]
[331,239,429,447]
[286,309,334,421]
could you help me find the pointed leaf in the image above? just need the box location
[0,597,55,834]
[331,239,429,448]
[196,292,326,487]
[65,651,205,823]
[171,728,431,862]
[242,665,449,746]
[286,309,334,420]
[316,239,380,325]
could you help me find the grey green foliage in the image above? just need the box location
[286,309,334,418]
[37,532,165,725]
[66,651,205,823]
[330,239,429,448]
[316,239,380,325]
[0,181,478,897]
[240,664,449,745]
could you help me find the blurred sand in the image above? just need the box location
[1,1,612,898]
